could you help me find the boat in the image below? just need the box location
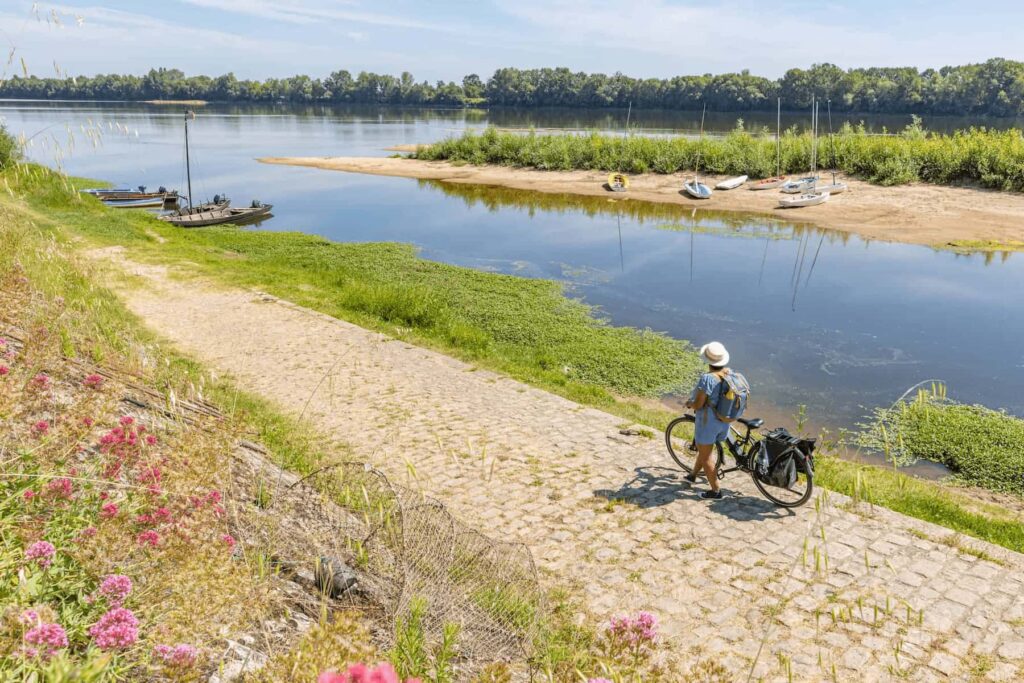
[780,177,819,194]
[715,175,748,190]
[814,182,848,195]
[750,99,787,191]
[779,191,830,208]
[817,100,849,195]
[606,173,629,192]
[101,196,169,209]
[781,98,823,194]
[84,186,179,202]
[684,103,713,200]
[159,201,273,228]
[159,110,271,228]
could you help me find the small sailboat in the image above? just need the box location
[751,99,787,191]
[684,104,713,200]
[715,175,748,190]
[607,173,629,192]
[158,110,271,228]
[779,191,830,208]
[780,177,819,194]
[781,97,821,194]
[817,100,849,195]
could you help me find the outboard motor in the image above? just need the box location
[137,185,146,193]
[158,186,167,193]
[251,200,262,208]
[213,194,222,205]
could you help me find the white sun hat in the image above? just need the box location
[699,341,730,367]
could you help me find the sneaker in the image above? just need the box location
[700,490,723,500]
[684,473,699,483]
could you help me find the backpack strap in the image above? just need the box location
[711,368,736,423]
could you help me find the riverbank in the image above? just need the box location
[259,155,1024,251]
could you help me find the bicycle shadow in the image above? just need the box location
[594,466,795,521]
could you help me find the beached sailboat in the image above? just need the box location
[716,175,748,190]
[684,104,713,200]
[751,98,787,190]
[83,186,179,203]
[781,97,821,194]
[815,100,849,195]
[779,191,830,208]
[102,196,169,209]
[158,110,271,228]
[607,173,629,192]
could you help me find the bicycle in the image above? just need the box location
[664,413,815,508]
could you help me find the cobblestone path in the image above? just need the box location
[102,254,1024,681]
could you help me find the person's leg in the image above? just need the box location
[687,445,708,482]
[699,443,720,492]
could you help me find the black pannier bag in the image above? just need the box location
[759,428,816,488]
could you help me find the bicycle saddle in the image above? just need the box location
[737,417,764,429]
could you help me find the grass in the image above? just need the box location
[414,119,1024,192]
[858,386,1024,495]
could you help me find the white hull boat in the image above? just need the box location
[715,175,748,190]
[780,177,819,194]
[750,176,787,190]
[814,182,848,195]
[684,180,713,199]
[779,191,830,208]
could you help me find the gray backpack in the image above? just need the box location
[712,369,750,422]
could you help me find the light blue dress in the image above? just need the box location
[693,372,731,445]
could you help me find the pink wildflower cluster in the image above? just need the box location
[137,530,160,547]
[88,607,139,650]
[32,420,49,437]
[607,611,658,648]
[25,541,56,569]
[318,663,422,683]
[100,502,119,518]
[97,574,133,607]
[153,643,198,668]
[0,364,9,376]
[189,489,225,516]
[45,477,73,499]
[30,373,50,390]
[84,373,105,389]
[23,621,69,659]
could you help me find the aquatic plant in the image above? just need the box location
[415,123,1024,192]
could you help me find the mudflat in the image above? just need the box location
[259,155,1024,250]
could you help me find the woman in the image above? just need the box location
[684,341,733,500]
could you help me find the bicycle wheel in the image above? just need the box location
[751,452,814,507]
[665,416,724,474]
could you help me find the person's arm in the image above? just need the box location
[687,390,707,410]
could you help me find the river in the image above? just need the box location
[3,100,1022,448]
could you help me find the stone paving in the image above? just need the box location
[101,254,1024,681]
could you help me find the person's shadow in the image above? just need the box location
[594,466,794,522]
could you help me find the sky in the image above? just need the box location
[1,0,1023,82]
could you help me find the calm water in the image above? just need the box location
[3,101,1023,437]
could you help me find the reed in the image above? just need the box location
[414,120,1024,191]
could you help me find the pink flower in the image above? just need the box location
[119,415,134,427]
[317,663,419,683]
[23,622,68,659]
[82,416,94,427]
[137,530,160,547]
[33,420,49,436]
[145,434,157,445]
[31,373,50,390]
[84,373,104,389]
[100,502,119,518]
[18,610,40,626]
[22,490,36,502]
[25,541,56,569]
[88,607,138,650]
[77,527,98,541]
[154,643,198,668]
[221,534,237,551]
[607,611,658,649]
[0,365,9,376]
[98,574,133,607]
[46,478,73,499]
[207,490,222,504]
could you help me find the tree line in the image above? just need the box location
[2,59,1024,115]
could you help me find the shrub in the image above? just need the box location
[0,125,19,170]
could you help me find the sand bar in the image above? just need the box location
[259,155,1024,249]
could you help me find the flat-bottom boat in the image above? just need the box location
[102,196,170,209]
[683,179,713,199]
[750,176,787,190]
[778,191,830,208]
[715,175,748,190]
[606,173,629,192]
[159,201,273,228]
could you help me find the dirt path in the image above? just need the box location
[93,248,1024,681]
[259,156,1024,251]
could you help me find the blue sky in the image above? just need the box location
[2,0,1023,82]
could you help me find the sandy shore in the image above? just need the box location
[259,156,1024,249]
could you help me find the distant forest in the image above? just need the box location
[3,59,1024,116]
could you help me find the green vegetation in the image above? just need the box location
[859,387,1024,495]
[0,123,20,169]
[6,59,1024,115]
[416,122,1024,191]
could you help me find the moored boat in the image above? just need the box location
[84,186,178,202]
[750,176,787,190]
[101,196,169,209]
[683,179,713,199]
[779,191,830,208]
[780,177,819,194]
[158,201,272,228]
[607,173,629,192]
[715,175,748,190]
[814,182,848,195]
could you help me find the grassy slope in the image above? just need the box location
[415,123,1024,192]
[9,164,1024,556]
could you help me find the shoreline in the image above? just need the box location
[259,155,1024,250]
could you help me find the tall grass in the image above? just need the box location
[415,120,1024,191]
[0,125,19,170]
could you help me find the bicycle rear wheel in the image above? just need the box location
[665,416,724,474]
[751,453,814,507]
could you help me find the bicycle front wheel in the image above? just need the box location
[665,416,724,474]
[751,453,814,507]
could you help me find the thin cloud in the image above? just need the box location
[176,0,454,33]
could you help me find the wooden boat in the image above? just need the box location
[102,196,169,209]
[607,173,629,192]
[683,179,713,199]
[750,176,787,190]
[159,201,272,228]
[84,186,178,202]
[715,175,748,190]
[779,191,830,208]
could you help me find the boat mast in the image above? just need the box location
[827,99,837,184]
[696,102,707,183]
[184,110,194,209]
[776,97,781,178]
